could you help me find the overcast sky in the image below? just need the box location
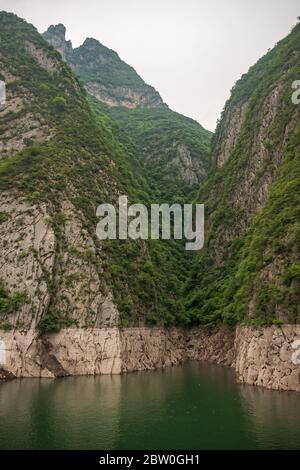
[0,0,299,130]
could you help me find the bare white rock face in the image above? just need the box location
[0,325,299,392]
[234,325,300,392]
[0,328,121,378]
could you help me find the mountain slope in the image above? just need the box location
[185,22,300,326]
[2,12,298,334]
[43,25,212,201]
[44,24,165,109]
[109,106,211,201]
[0,12,188,331]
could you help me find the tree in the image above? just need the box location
[52,96,67,111]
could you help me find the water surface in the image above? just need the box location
[0,363,299,449]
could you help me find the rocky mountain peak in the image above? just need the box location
[79,37,120,62]
[43,24,73,60]
[82,37,100,48]
[43,25,165,109]
[47,23,66,37]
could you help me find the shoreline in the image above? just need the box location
[0,325,299,392]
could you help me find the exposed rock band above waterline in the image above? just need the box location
[0,325,299,393]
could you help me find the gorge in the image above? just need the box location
[0,12,299,395]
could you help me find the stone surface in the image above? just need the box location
[120,327,186,372]
[0,193,119,330]
[0,328,121,378]
[43,24,73,61]
[168,143,206,184]
[185,326,236,366]
[212,100,249,168]
[0,43,56,158]
[0,192,56,329]
[0,325,298,392]
[234,325,300,392]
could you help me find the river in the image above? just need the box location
[0,362,299,449]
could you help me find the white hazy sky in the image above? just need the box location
[0,0,299,130]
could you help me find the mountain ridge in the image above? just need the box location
[43,24,212,200]
[43,23,166,109]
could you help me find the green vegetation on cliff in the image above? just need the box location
[72,38,161,96]
[109,106,212,201]
[184,23,300,325]
[0,12,188,329]
[43,24,164,108]
[43,24,212,202]
[1,12,299,331]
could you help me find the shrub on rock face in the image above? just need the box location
[0,281,26,314]
[37,313,61,332]
[52,96,67,111]
[37,310,77,333]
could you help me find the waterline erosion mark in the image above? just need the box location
[96,196,205,251]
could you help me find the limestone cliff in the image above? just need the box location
[0,12,185,332]
[1,325,299,392]
[185,22,300,326]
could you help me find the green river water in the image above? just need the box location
[0,363,299,450]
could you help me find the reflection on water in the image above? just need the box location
[239,384,300,449]
[0,363,299,450]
